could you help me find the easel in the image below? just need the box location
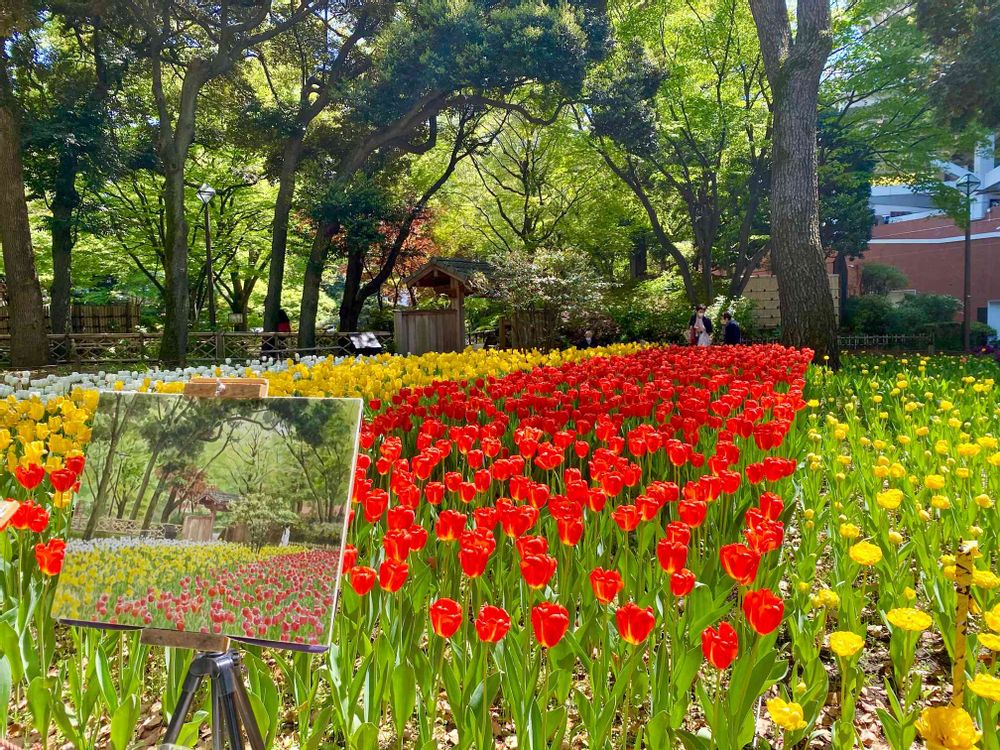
[141,377,269,750]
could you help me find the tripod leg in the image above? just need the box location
[221,685,245,750]
[162,671,206,745]
[230,673,267,750]
[211,679,227,750]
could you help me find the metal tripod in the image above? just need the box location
[161,650,266,750]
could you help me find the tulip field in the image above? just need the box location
[0,344,998,750]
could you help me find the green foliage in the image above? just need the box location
[818,113,876,261]
[229,491,300,550]
[604,275,691,343]
[312,178,398,252]
[844,295,895,334]
[845,292,961,336]
[916,0,1000,129]
[860,264,908,295]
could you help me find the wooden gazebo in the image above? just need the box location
[395,257,492,355]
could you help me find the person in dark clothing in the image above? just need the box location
[688,305,713,345]
[263,309,293,357]
[722,312,742,344]
[576,329,598,348]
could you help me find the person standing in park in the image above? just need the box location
[577,329,598,348]
[688,305,713,346]
[722,312,742,345]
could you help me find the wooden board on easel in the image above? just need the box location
[140,376,269,653]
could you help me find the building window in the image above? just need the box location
[977,307,988,324]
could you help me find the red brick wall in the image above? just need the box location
[847,207,1000,320]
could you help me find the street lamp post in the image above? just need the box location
[196,183,218,328]
[955,173,981,351]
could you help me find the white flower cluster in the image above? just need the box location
[0,354,355,400]
[66,536,228,553]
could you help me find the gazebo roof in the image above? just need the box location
[198,490,241,512]
[402,257,493,293]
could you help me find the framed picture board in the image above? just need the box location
[52,391,362,652]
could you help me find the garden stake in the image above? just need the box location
[951,541,975,707]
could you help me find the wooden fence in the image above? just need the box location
[498,309,561,350]
[0,301,141,335]
[0,330,392,368]
[394,309,464,355]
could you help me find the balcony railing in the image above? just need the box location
[0,331,392,368]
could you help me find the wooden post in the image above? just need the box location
[951,541,975,707]
[139,376,269,653]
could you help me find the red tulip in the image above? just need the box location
[378,560,409,592]
[458,529,495,577]
[349,566,376,595]
[48,468,77,494]
[589,567,624,605]
[64,455,85,475]
[664,521,691,546]
[424,482,445,505]
[720,543,760,586]
[387,506,415,531]
[405,524,428,551]
[615,602,655,645]
[678,499,707,528]
[702,622,739,669]
[475,604,511,643]
[556,517,583,546]
[758,492,785,520]
[429,598,463,638]
[515,534,548,559]
[9,500,48,533]
[341,544,359,573]
[362,490,389,523]
[14,464,45,491]
[742,588,784,635]
[531,602,570,648]
[34,538,66,576]
[383,530,410,562]
[435,510,467,542]
[520,554,557,590]
[500,505,538,538]
[656,538,688,575]
[611,505,641,532]
[670,569,696,597]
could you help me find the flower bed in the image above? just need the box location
[0,346,998,749]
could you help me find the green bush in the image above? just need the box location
[605,275,692,343]
[846,292,962,339]
[844,294,894,333]
[860,263,908,295]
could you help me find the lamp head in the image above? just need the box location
[956,173,981,192]
[196,183,217,204]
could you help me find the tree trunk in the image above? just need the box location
[0,59,48,368]
[768,75,839,366]
[84,397,127,539]
[298,221,334,350]
[158,158,189,365]
[749,0,839,367]
[338,248,365,332]
[263,133,305,332]
[50,150,79,335]
[129,442,163,520]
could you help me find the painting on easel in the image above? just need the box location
[51,391,363,651]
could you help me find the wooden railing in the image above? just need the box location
[836,334,933,351]
[0,331,392,367]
